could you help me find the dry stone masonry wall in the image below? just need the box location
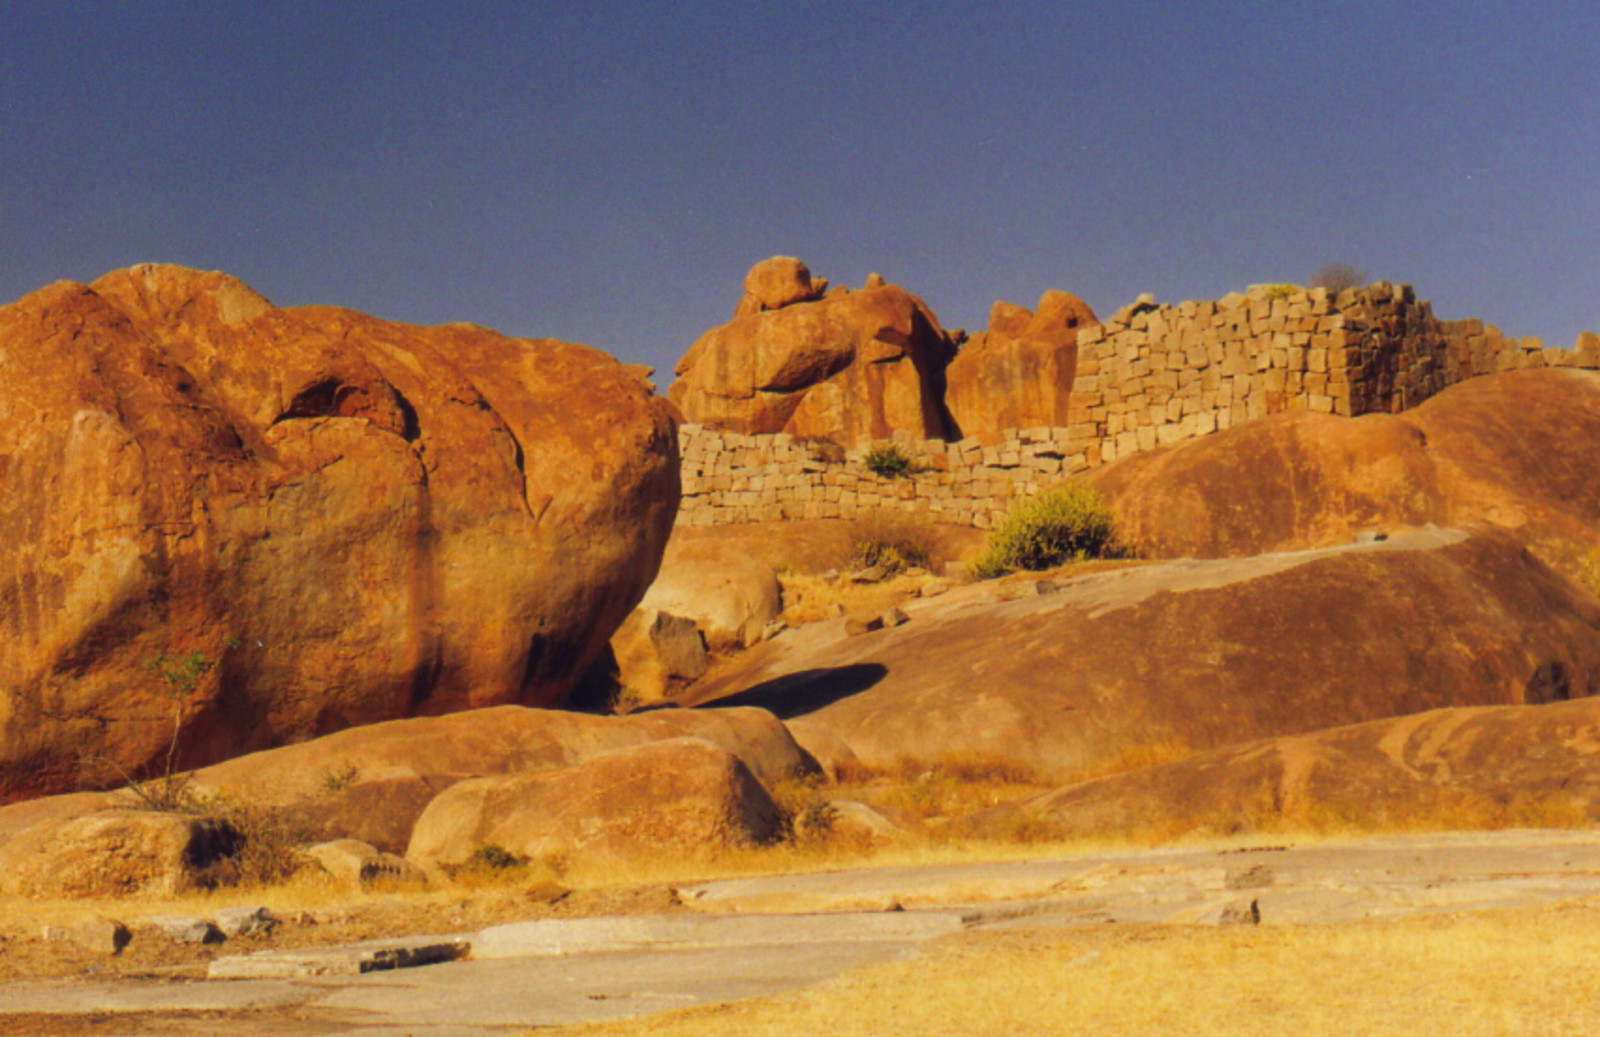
[678,283,1599,528]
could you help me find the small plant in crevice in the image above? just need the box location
[969,484,1122,579]
[863,442,914,479]
[119,636,242,812]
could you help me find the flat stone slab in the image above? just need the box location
[207,933,470,979]
[472,909,966,959]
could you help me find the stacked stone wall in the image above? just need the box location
[677,427,1069,529]
[1070,283,1593,465]
[678,283,1598,527]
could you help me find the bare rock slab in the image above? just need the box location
[207,934,470,979]
[472,911,966,959]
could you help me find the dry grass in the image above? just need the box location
[1579,545,1600,597]
[550,899,1600,1037]
[777,570,934,626]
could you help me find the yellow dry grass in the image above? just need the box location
[777,570,935,626]
[550,899,1600,1037]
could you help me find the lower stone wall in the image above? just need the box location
[677,426,1074,529]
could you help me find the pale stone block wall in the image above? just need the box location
[676,283,1596,528]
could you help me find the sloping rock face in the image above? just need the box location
[668,260,957,446]
[945,291,1097,443]
[689,529,1600,780]
[407,737,782,869]
[0,705,813,857]
[0,265,680,801]
[957,696,1600,841]
[1091,369,1600,566]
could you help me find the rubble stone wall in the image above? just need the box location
[677,283,1598,528]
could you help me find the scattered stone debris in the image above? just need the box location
[143,916,225,945]
[844,612,885,637]
[307,840,429,892]
[216,905,277,938]
[42,918,130,955]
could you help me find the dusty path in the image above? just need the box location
[6,829,1600,1036]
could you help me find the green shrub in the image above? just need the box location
[970,484,1119,579]
[863,443,913,479]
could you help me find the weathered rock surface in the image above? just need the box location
[0,809,237,898]
[1092,369,1600,566]
[958,696,1600,842]
[689,529,1600,779]
[608,608,710,704]
[734,256,828,317]
[183,705,814,853]
[669,262,956,446]
[0,264,680,801]
[636,536,784,649]
[306,840,428,891]
[0,706,814,870]
[946,291,1097,443]
[407,737,782,869]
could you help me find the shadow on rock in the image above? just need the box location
[703,664,888,720]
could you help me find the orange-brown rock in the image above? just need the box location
[406,737,782,869]
[0,704,814,857]
[0,265,680,801]
[669,262,956,446]
[190,703,812,852]
[0,809,236,898]
[945,290,1097,443]
[637,535,784,649]
[1091,369,1600,566]
[733,256,829,318]
[957,696,1600,841]
[690,529,1600,780]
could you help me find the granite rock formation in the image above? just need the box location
[945,291,1097,443]
[0,265,680,800]
[669,259,956,446]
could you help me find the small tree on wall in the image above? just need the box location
[1310,263,1367,293]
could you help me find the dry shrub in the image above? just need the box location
[186,796,319,889]
[846,514,934,574]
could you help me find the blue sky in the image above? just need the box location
[3,1,1595,378]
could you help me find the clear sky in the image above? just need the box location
[3,1,1595,379]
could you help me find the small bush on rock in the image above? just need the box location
[970,484,1119,579]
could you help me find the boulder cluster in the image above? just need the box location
[667,256,1106,448]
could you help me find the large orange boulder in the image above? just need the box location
[0,265,680,801]
[406,737,783,870]
[668,261,956,446]
[690,529,1600,780]
[945,291,1097,443]
[1091,369,1600,566]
